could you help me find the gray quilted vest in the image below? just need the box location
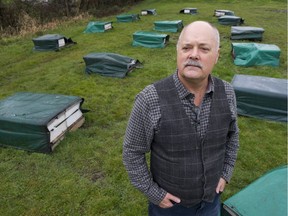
[151,75,231,207]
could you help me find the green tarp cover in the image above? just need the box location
[132,31,169,48]
[232,43,280,66]
[232,74,287,122]
[154,20,183,32]
[0,92,83,153]
[84,21,112,33]
[222,165,287,216]
[32,34,76,51]
[179,8,197,14]
[214,9,234,17]
[231,26,264,40]
[218,15,244,25]
[141,9,157,15]
[116,14,140,22]
[83,52,141,78]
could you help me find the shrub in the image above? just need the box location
[0,0,143,36]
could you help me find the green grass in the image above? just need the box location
[0,0,287,215]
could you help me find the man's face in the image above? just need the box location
[177,22,220,83]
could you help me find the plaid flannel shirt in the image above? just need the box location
[123,71,239,205]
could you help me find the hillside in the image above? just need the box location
[0,0,287,215]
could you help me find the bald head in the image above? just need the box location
[176,20,221,84]
[177,21,220,50]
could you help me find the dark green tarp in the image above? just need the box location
[83,52,142,78]
[132,31,169,48]
[218,15,244,26]
[214,9,234,17]
[232,43,280,66]
[179,8,197,14]
[32,34,76,51]
[84,21,112,33]
[154,20,183,32]
[231,26,264,40]
[0,92,84,153]
[116,14,140,22]
[222,165,287,216]
[232,74,287,122]
[141,9,157,15]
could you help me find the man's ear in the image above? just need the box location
[215,49,220,64]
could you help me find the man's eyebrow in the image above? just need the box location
[182,42,211,47]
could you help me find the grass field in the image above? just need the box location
[0,0,287,215]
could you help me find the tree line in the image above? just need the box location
[0,0,143,35]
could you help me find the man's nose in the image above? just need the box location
[188,48,200,60]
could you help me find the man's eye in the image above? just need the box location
[201,47,210,51]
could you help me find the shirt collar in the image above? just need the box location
[173,70,214,99]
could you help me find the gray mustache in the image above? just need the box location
[184,60,202,69]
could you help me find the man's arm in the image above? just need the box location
[122,86,167,204]
[222,83,240,182]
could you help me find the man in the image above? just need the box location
[123,21,239,216]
